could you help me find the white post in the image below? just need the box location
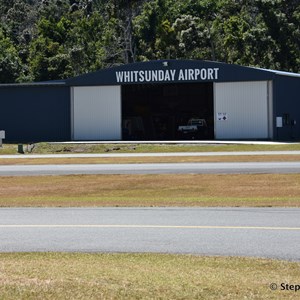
[0,130,5,147]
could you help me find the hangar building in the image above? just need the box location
[0,60,300,142]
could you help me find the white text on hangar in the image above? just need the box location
[0,60,299,142]
[115,68,220,83]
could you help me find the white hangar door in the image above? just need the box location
[214,81,271,139]
[72,86,121,140]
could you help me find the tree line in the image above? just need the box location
[0,0,299,83]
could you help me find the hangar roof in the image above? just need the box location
[66,59,277,86]
[0,60,299,87]
[254,67,300,78]
[0,80,66,88]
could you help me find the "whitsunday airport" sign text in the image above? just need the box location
[116,68,220,83]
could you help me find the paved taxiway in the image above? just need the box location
[1,208,299,261]
[1,151,300,176]
[0,161,300,176]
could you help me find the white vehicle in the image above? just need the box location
[178,118,207,133]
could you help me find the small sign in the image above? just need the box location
[0,130,4,148]
[276,117,283,128]
[217,113,228,121]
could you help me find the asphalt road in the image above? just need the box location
[2,150,300,158]
[1,207,300,261]
[1,161,300,176]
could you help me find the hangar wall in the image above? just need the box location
[71,86,121,140]
[273,75,300,140]
[214,81,270,139]
[0,85,70,142]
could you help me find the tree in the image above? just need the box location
[0,29,22,83]
[1,0,299,83]
[105,0,150,64]
[134,0,176,60]
[256,0,300,71]
[28,17,71,81]
[66,11,107,74]
[172,15,211,60]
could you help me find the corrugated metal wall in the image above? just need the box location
[273,75,300,140]
[0,86,70,142]
[214,81,269,139]
[72,86,121,140]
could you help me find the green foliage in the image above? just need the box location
[0,0,299,83]
[0,28,22,83]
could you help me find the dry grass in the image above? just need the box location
[1,145,300,207]
[1,174,300,207]
[0,253,299,299]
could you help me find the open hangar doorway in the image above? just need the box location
[121,82,214,140]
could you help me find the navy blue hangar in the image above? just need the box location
[0,60,299,142]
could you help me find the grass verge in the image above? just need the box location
[2,142,300,155]
[1,174,300,207]
[0,253,299,299]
